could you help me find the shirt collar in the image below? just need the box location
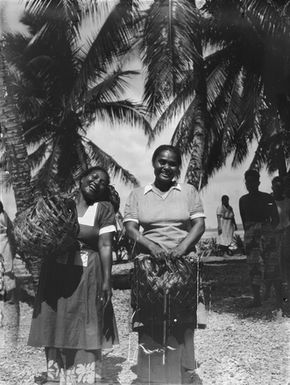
[144,183,181,195]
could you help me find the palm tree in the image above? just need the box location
[139,0,208,189]
[0,5,31,212]
[200,0,290,177]
[143,0,290,187]
[3,0,151,195]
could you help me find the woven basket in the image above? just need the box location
[14,195,79,258]
[131,254,197,313]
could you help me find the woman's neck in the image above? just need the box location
[77,192,94,208]
[153,179,175,192]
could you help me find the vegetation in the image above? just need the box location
[1,0,152,204]
[139,0,290,188]
[2,0,290,202]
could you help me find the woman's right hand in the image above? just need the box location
[148,243,167,260]
[218,227,222,235]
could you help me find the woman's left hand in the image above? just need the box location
[102,279,112,307]
[169,244,187,259]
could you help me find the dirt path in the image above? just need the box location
[0,288,290,385]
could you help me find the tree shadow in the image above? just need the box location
[211,294,288,321]
[129,363,203,385]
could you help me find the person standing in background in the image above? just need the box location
[239,170,279,308]
[262,176,290,305]
[216,195,237,256]
[271,176,290,306]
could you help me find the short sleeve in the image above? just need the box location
[95,202,116,235]
[123,190,139,223]
[188,185,206,219]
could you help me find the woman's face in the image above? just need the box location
[222,196,229,206]
[153,150,180,184]
[80,169,109,203]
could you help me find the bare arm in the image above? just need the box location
[98,232,114,306]
[170,217,205,258]
[125,221,167,259]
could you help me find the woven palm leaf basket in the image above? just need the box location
[14,194,79,258]
[131,254,198,315]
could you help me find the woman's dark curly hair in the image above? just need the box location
[79,167,120,213]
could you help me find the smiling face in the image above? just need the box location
[80,169,109,204]
[153,149,180,185]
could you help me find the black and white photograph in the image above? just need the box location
[0,0,290,384]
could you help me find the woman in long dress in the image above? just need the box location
[28,167,118,385]
[216,195,237,255]
[124,145,205,384]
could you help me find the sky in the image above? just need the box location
[0,0,276,229]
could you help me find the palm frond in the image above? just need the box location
[83,99,153,140]
[30,137,60,194]
[153,71,196,138]
[244,0,290,40]
[73,0,136,99]
[142,0,201,116]
[25,0,82,28]
[171,95,201,154]
[231,70,264,167]
[83,69,140,106]
[28,141,49,169]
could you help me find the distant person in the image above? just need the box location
[263,176,290,303]
[274,175,290,305]
[239,170,279,307]
[216,195,237,256]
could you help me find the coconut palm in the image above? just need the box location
[143,0,290,187]
[139,0,208,189]
[2,0,151,195]
[0,4,31,212]
[198,0,290,178]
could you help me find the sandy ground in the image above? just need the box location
[0,290,290,385]
[0,260,290,385]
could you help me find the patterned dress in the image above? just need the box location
[28,201,118,385]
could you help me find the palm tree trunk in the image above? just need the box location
[185,73,207,189]
[0,40,31,213]
[186,5,208,189]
